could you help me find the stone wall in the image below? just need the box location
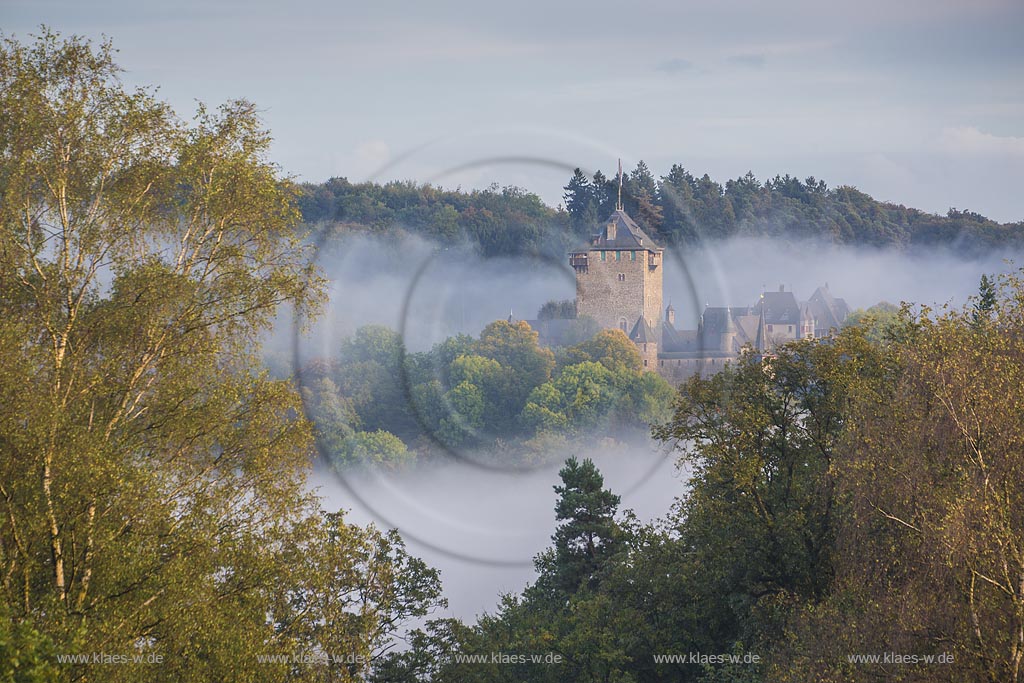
[655,356,734,383]
[576,248,662,330]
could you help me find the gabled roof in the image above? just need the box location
[588,209,662,251]
[753,289,802,324]
[806,284,850,332]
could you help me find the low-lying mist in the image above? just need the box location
[273,230,1023,622]
[281,232,1020,362]
[309,436,685,621]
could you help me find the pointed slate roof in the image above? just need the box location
[589,209,662,251]
[754,305,768,352]
[628,316,656,344]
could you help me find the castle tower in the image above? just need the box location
[569,208,664,332]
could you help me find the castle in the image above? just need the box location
[542,205,850,382]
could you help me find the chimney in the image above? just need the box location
[779,284,785,292]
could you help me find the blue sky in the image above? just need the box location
[5,0,1024,221]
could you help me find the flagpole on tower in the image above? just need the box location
[616,158,624,211]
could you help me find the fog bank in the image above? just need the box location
[288,233,1021,363]
[309,438,684,621]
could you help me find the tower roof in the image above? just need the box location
[755,304,768,352]
[588,209,662,251]
[628,316,656,343]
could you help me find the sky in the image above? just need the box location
[5,0,1024,222]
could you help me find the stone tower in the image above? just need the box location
[569,208,664,333]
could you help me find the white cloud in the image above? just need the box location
[938,126,1024,158]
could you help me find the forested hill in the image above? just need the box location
[298,164,1024,256]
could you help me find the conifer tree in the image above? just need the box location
[547,457,622,596]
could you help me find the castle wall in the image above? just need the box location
[576,249,662,330]
[655,356,734,383]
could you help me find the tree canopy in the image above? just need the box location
[0,30,442,681]
[298,163,1024,257]
[303,322,674,468]
[380,270,1024,683]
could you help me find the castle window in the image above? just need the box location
[788,325,793,333]
[601,251,606,262]
[643,359,648,367]
[617,273,625,281]
[631,250,636,261]
[767,324,773,332]
[616,251,621,261]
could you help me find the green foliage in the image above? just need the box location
[566,328,643,374]
[335,429,411,470]
[972,273,998,327]
[796,270,1024,682]
[544,458,623,597]
[300,178,565,257]
[436,271,1024,683]
[844,300,907,344]
[300,164,1024,256]
[313,316,674,463]
[537,299,577,320]
[0,608,58,683]
[523,362,618,433]
[0,30,441,681]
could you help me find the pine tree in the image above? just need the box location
[563,168,596,233]
[548,457,622,595]
[972,274,998,327]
